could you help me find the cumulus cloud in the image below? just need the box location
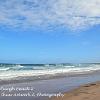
[0,0,100,31]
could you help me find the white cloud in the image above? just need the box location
[0,0,100,31]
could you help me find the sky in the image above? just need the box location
[0,0,100,64]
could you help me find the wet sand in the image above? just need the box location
[52,81,100,100]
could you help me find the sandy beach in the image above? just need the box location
[52,81,100,100]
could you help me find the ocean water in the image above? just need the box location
[0,63,100,80]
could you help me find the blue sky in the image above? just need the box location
[0,0,100,63]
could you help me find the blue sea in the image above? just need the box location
[0,63,100,80]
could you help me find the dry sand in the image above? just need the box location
[51,81,100,100]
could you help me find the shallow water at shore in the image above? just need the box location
[0,71,100,100]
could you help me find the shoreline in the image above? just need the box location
[51,81,100,100]
[0,70,100,100]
